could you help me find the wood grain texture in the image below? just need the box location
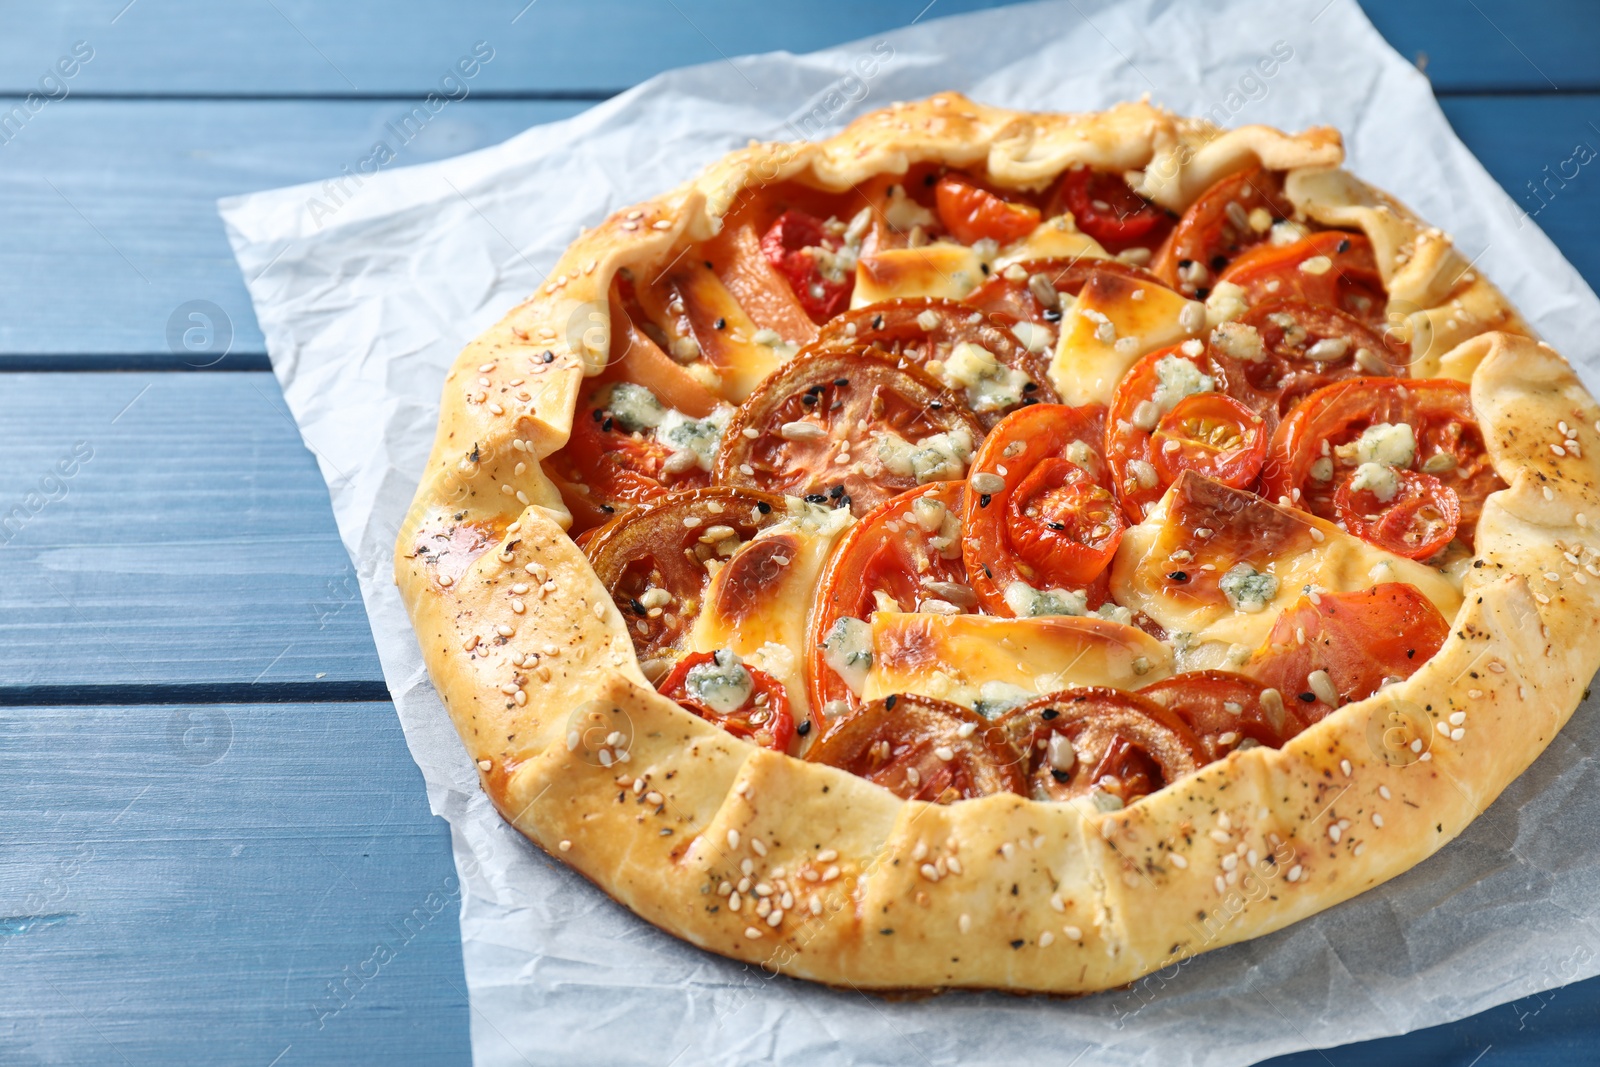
[0,372,386,687]
[0,701,469,1066]
[0,0,1593,97]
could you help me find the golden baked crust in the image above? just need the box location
[395,94,1597,993]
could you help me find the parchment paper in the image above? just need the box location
[220,1,1600,1062]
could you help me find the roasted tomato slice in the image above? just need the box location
[760,209,854,323]
[1221,299,1408,417]
[714,348,983,516]
[959,403,1124,614]
[1261,377,1503,547]
[658,649,796,753]
[1150,393,1267,488]
[1334,467,1460,560]
[1244,583,1450,715]
[807,298,1058,427]
[1137,671,1310,763]
[808,482,968,714]
[1151,166,1293,296]
[998,688,1205,806]
[584,486,785,668]
[1050,166,1175,253]
[546,383,719,529]
[1216,230,1388,329]
[964,257,1164,328]
[934,173,1041,246]
[1106,342,1251,521]
[806,693,1025,803]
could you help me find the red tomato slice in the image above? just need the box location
[934,173,1041,246]
[1216,231,1387,329]
[584,487,785,665]
[658,650,797,753]
[1243,583,1449,715]
[1106,343,1256,521]
[997,688,1205,805]
[1137,670,1310,762]
[1051,167,1175,252]
[959,403,1124,614]
[1150,393,1267,488]
[808,482,968,714]
[807,298,1058,428]
[1151,166,1293,296]
[760,209,854,323]
[964,257,1165,328]
[714,348,982,516]
[1223,299,1408,417]
[1334,467,1460,560]
[805,693,1026,803]
[1261,377,1503,548]
[547,399,710,528]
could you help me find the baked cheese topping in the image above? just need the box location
[1050,269,1204,406]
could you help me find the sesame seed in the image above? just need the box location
[558,840,572,852]
[740,858,753,876]
[438,573,455,587]
[958,914,971,933]
[496,624,514,637]
[514,691,527,706]
[1222,854,1238,871]
[1340,759,1352,777]
[970,472,1006,494]
[646,791,663,805]
[1170,853,1188,869]
[1049,893,1065,912]
[1209,829,1230,844]
[726,830,740,849]
[1214,875,1226,894]
[1436,721,1451,737]
[1329,825,1342,843]
[816,848,838,862]
[766,910,783,927]
[1449,711,1466,725]
[1064,925,1082,940]
[1372,813,1384,828]
[488,403,505,416]
[744,926,764,940]
[920,863,940,881]
[754,882,772,897]
[728,892,742,911]
[1451,728,1465,741]
[946,856,963,875]
[511,598,526,614]
[463,635,479,651]
[1379,785,1391,800]
[1287,864,1303,882]
[821,865,840,881]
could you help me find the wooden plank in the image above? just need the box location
[3,94,1599,361]
[0,700,469,1065]
[0,99,582,361]
[0,1,1593,98]
[0,372,388,687]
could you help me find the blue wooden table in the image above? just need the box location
[3,2,1598,1063]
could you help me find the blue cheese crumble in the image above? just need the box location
[875,426,975,483]
[821,617,873,696]
[1348,461,1401,502]
[605,382,666,432]
[684,649,754,714]
[1218,563,1279,613]
[657,407,730,474]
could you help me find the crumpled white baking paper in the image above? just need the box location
[221,0,1600,1062]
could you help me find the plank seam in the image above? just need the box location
[0,682,393,706]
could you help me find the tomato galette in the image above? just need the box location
[398,95,1600,994]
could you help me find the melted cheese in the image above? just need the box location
[685,503,853,722]
[852,243,988,306]
[641,265,786,403]
[1109,473,1464,669]
[1049,270,1203,406]
[860,612,1173,710]
[993,216,1108,269]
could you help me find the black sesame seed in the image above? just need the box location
[629,598,646,615]
[1337,238,1351,254]
[828,485,845,499]
[838,495,851,509]
[541,351,555,363]
[600,504,616,514]
[1406,648,1415,658]
[873,315,885,330]
[834,378,849,387]
[980,263,990,275]
[930,400,944,409]
[1210,255,1229,271]
[979,494,992,508]
[1195,287,1211,300]
[1023,381,1038,392]
[1298,692,1318,703]
[704,260,714,270]
[797,720,812,736]
[756,501,772,514]
[714,317,726,330]
[1168,571,1189,582]
[1021,396,1040,406]
[1051,769,1071,782]
[802,394,818,406]
[1041,708,1059,720]
[591,408,604,422]
[1047,521,1066,531]
[924,172,937,186]
[983,565,993,579]
[1178,258,1194,269]
[885,694,898,711]
[1043,308,1062,322]
[602,417,614,432]
[1010,939,1025,949]
[804,493,827,503]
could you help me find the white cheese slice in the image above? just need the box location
[1108,473,1464,669]
[1049,270,1203,407]
[860,612,1173,711]
[852,243,988,307]
[685,503,853,725]
[992,216,1109,269]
